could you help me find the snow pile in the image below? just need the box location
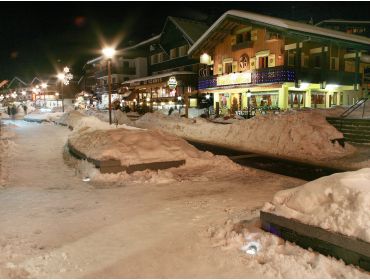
[24,112,65,122]
[0,123,18,187]
[135,110,355,162]
[69,128,205,166]
[0,112,10,119]
[208,218,368,278]
[263,168,370,243]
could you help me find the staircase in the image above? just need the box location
[326,117,370,144]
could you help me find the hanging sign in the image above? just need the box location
[167,76,178,89]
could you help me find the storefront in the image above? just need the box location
[122,71,197,112]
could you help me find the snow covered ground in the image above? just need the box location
[1,119,368,277]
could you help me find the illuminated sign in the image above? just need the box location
[167,76,178,89]
[216,72,251,86]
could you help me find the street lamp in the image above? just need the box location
[247,90,252,119]
[41,83,47,107]
[57,67,73,112]
[102,46,116,124]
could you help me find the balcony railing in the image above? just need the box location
[198,66,295,90]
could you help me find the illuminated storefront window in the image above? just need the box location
[311,91,326,108]
[250,91,279,109]
[288,91,305,108]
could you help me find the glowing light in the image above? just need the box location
[57,73,65,80]
[241,241,261,256]
[21,90,26,95]
[326,84,339,90]
[146,97,150,102]
[300,82,309,89]
[205,94,210,100]
[246,91,252,98]
[177,96,182,101]
[41,83,47,89]
[82,176,90,182]
[200,53,212,65]
[63,67,70,73]
[102,47,116,59]
[55,92,59,96]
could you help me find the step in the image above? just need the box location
[260,211,370,272]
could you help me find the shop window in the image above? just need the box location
[170,48,178,59]
[250,93,279,109]
[258,56,268,69]
[288,91,305,108]
[311,92,326,108]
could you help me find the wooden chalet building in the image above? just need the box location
[121,16,209,112]
[188,10,370,116]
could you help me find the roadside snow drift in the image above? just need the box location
[263,168,370,243]
[68,128,203,166]
[135,110,355,162]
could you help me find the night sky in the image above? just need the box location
[1,1,370,81]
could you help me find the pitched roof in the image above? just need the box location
[189,10,370,55]
[7,76,28,88]
[167,16,209,44]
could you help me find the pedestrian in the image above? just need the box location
[23,104,28,115]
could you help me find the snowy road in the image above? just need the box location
[0,120,368,278]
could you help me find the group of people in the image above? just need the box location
[6,104,27,117]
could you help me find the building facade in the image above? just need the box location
[121,16,209,112]
[188,10,370,116]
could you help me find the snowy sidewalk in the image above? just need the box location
[0,120,367,278]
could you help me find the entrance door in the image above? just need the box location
[289,91,305,108]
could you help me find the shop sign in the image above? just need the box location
[167,76,178,89]
[217,72,251,86]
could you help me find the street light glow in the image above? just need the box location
[41,83,47,89]
[102,47,116,59]
[57,73,65,80]
[21,90,26,95]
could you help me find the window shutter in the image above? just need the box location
[268,54,276,67]
[217,64,223,75]
[250,57,256,70]
[232,61,238,72]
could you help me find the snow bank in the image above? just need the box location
[263,168,370,243]
[24,112,65,122]
[69,127,205,166]
[0,123,18,187]
[209,218,368,278]
[135,110,355,162]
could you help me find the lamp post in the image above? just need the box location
[247,90,252,119]
[41,82,47,107]
[55,92,59,107]
[57,67,73,112]
[102,47,116,125]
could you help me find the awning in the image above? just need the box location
[122,71,196,85]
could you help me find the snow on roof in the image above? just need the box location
[122,71,195,85]
[167,16,209,44]
[189,10,370,55]
[7,76,28,88]
[316,19,370,26]
[86,35,160,65]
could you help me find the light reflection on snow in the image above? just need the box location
[241,241,261,255]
